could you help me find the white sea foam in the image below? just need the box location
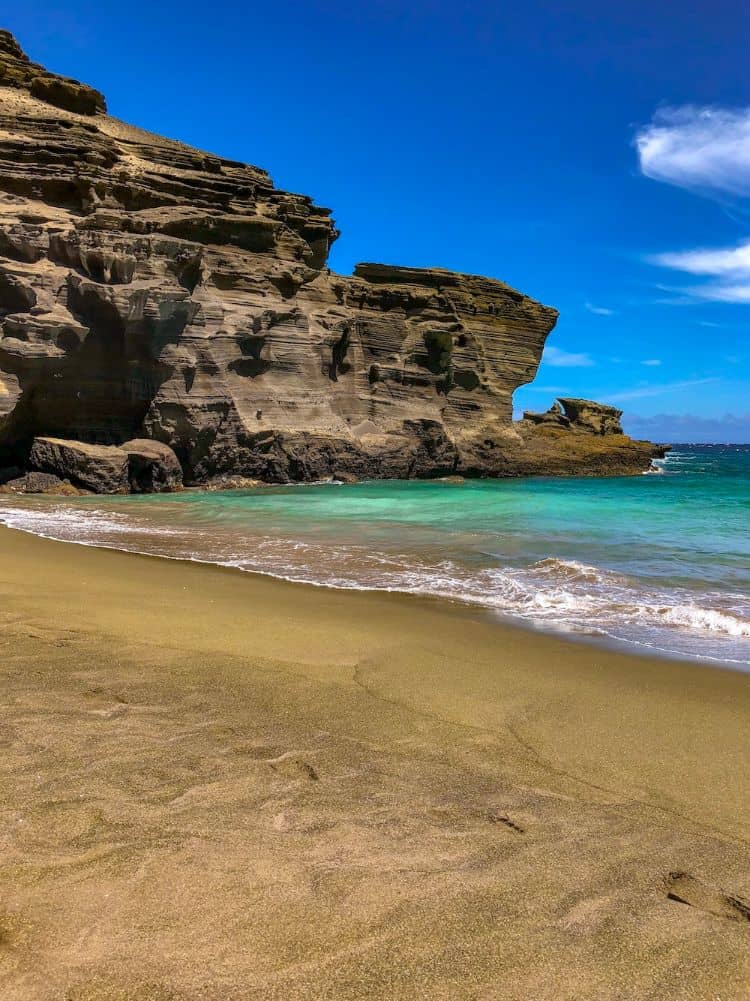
[0,503,185,539]
[531,557,614,583]
[651,603,750,637]
[1,492,749,666]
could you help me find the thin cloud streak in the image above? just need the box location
[649,239,750,303]
[650,239,750,278]
[543,345,595,367]
[685,283,750,303]
[604,377,719,403]
[584,301,614,316]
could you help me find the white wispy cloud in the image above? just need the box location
[637,106,750,303]
[642,359,662,366]
[648,238,750,303]
[543,345,595,367]
[584,301,614,316]
[651,239,750,277]
[684,282,750,303]
[605,377,719,403]
[635,105,750,196]
[652,285,699,306]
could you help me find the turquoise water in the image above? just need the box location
[1,445,749,667]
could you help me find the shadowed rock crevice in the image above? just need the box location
[328,326,351,381]
[0,268,36,313]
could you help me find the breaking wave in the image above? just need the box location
[1,493,749,667]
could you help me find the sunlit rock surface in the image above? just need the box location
[0,31,663,486]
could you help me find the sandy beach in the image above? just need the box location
[1,524,749,1000]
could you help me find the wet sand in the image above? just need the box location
[0,524,749,999]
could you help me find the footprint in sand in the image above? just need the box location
[665,872,750,924]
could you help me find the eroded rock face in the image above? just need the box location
[0,469,81,495]
[121,439,182,493]
[27,435,182,494]
[0,29,106,115]
[29,437,129,493]
[517,399,668,476]
[557,398,624,436]
[523,398,624,435]
[0,31,661,486]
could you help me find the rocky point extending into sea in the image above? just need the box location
[0,29,666,495]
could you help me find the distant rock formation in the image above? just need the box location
[0,31,665,490]
[523,398,626,435]
[515,399,668,476]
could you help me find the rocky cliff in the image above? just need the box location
[0,31,663,488]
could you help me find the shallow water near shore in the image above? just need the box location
[1,444,749,667]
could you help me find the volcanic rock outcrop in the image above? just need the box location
[0,31,663,488]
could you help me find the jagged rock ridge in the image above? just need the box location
[0,31,664,486]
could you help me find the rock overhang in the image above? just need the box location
[0,30,661,487]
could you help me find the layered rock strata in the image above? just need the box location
[0,31,663,488]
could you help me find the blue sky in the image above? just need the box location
[6,1,749,441]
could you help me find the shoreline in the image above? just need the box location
[1,524,749,998]
[0,513,679,669]
[0,511,745,673]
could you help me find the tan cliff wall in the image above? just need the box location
[0,31,662,484]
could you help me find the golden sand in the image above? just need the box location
[0,525,748,999]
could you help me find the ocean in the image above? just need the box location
[1,444,748,668]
